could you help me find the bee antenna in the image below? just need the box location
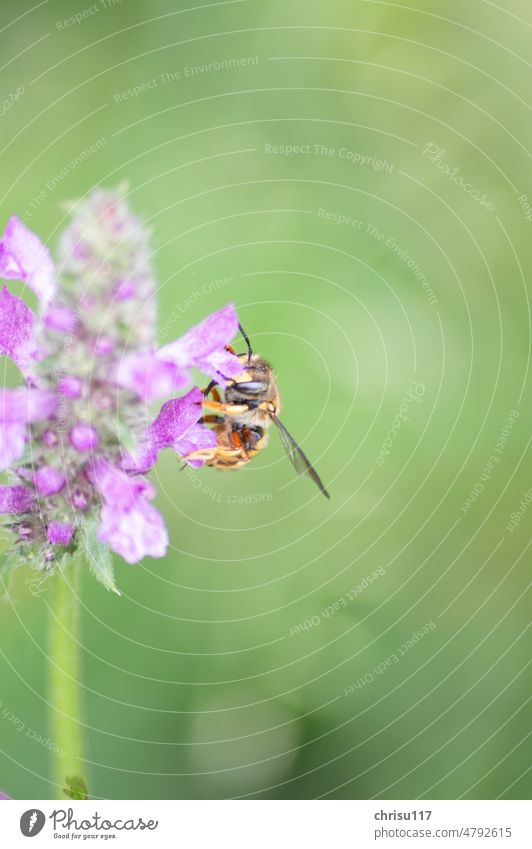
[238,323,253,362]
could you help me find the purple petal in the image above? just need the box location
[195,348,243,386]
[0,286,36,376]
[127,388,215,470]
[154,389,217,463]
[98,499,168,564]
[173,423,216,461]
[71,488,90,510]
[47,522,74,545]
[0,388,58,423]
[69,423,99,452]
[44,304,78,333]
[0,216,56,308]
[0,389,58,471]
[57,376,82,399]
[0,217,55,309]
[157,304,242,387]
[0,485,35,513]
[112,351,187,401]
[34,466,65,496]
[160,303,238,362]
[88,460,141,508]
[119,442,158,475]
[93,336,114,356]
[0,422,28,472]
[89,460,168,563]
[43,429,58,447]
[149,388,204,450]
[114,279,135,301]
[0,792,10,800]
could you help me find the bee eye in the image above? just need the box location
[232,380,268,396]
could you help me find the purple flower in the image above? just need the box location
[47,522,74,545]
[0,486,35,513]
[58,188,157,347]
[0,286,36,377]
[0,216,55,308]
[69,424,99,452]
[57,377,82,398]
[111,351,185,402]
[122,388,215,472]
[113,306,241,401]
[0,388,58,471]
[44,304,78,334]
[71,489,90,510]
[114,279,135,301]
[0,388,58,423]
[0,422,27,473]
[157,303,242,388]
[149,387,216,459]
[0,188,240,583]
[0,792,11,800]
[93,336,114,356]
[34,466,66,496]
[89,461,168,564]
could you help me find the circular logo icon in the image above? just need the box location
[20,809,46,837]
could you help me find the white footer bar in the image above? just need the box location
[0,799,529,848]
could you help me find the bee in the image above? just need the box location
[185,324,329,498]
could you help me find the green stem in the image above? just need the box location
[47,558,88,799]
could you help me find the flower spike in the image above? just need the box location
[0,187,241,587]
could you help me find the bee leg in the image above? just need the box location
[230,429,249,459]
[184,444,242,465]
[201,399,249,416]
[203,383,222,403]
[183,447,217,464]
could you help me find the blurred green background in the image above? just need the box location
[0,0,530,800]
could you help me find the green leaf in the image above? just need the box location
[64,775,89,800]
[80,515,121,595]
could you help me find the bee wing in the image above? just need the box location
[271,415,330,499]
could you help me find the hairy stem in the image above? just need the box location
[47,558,87,799]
